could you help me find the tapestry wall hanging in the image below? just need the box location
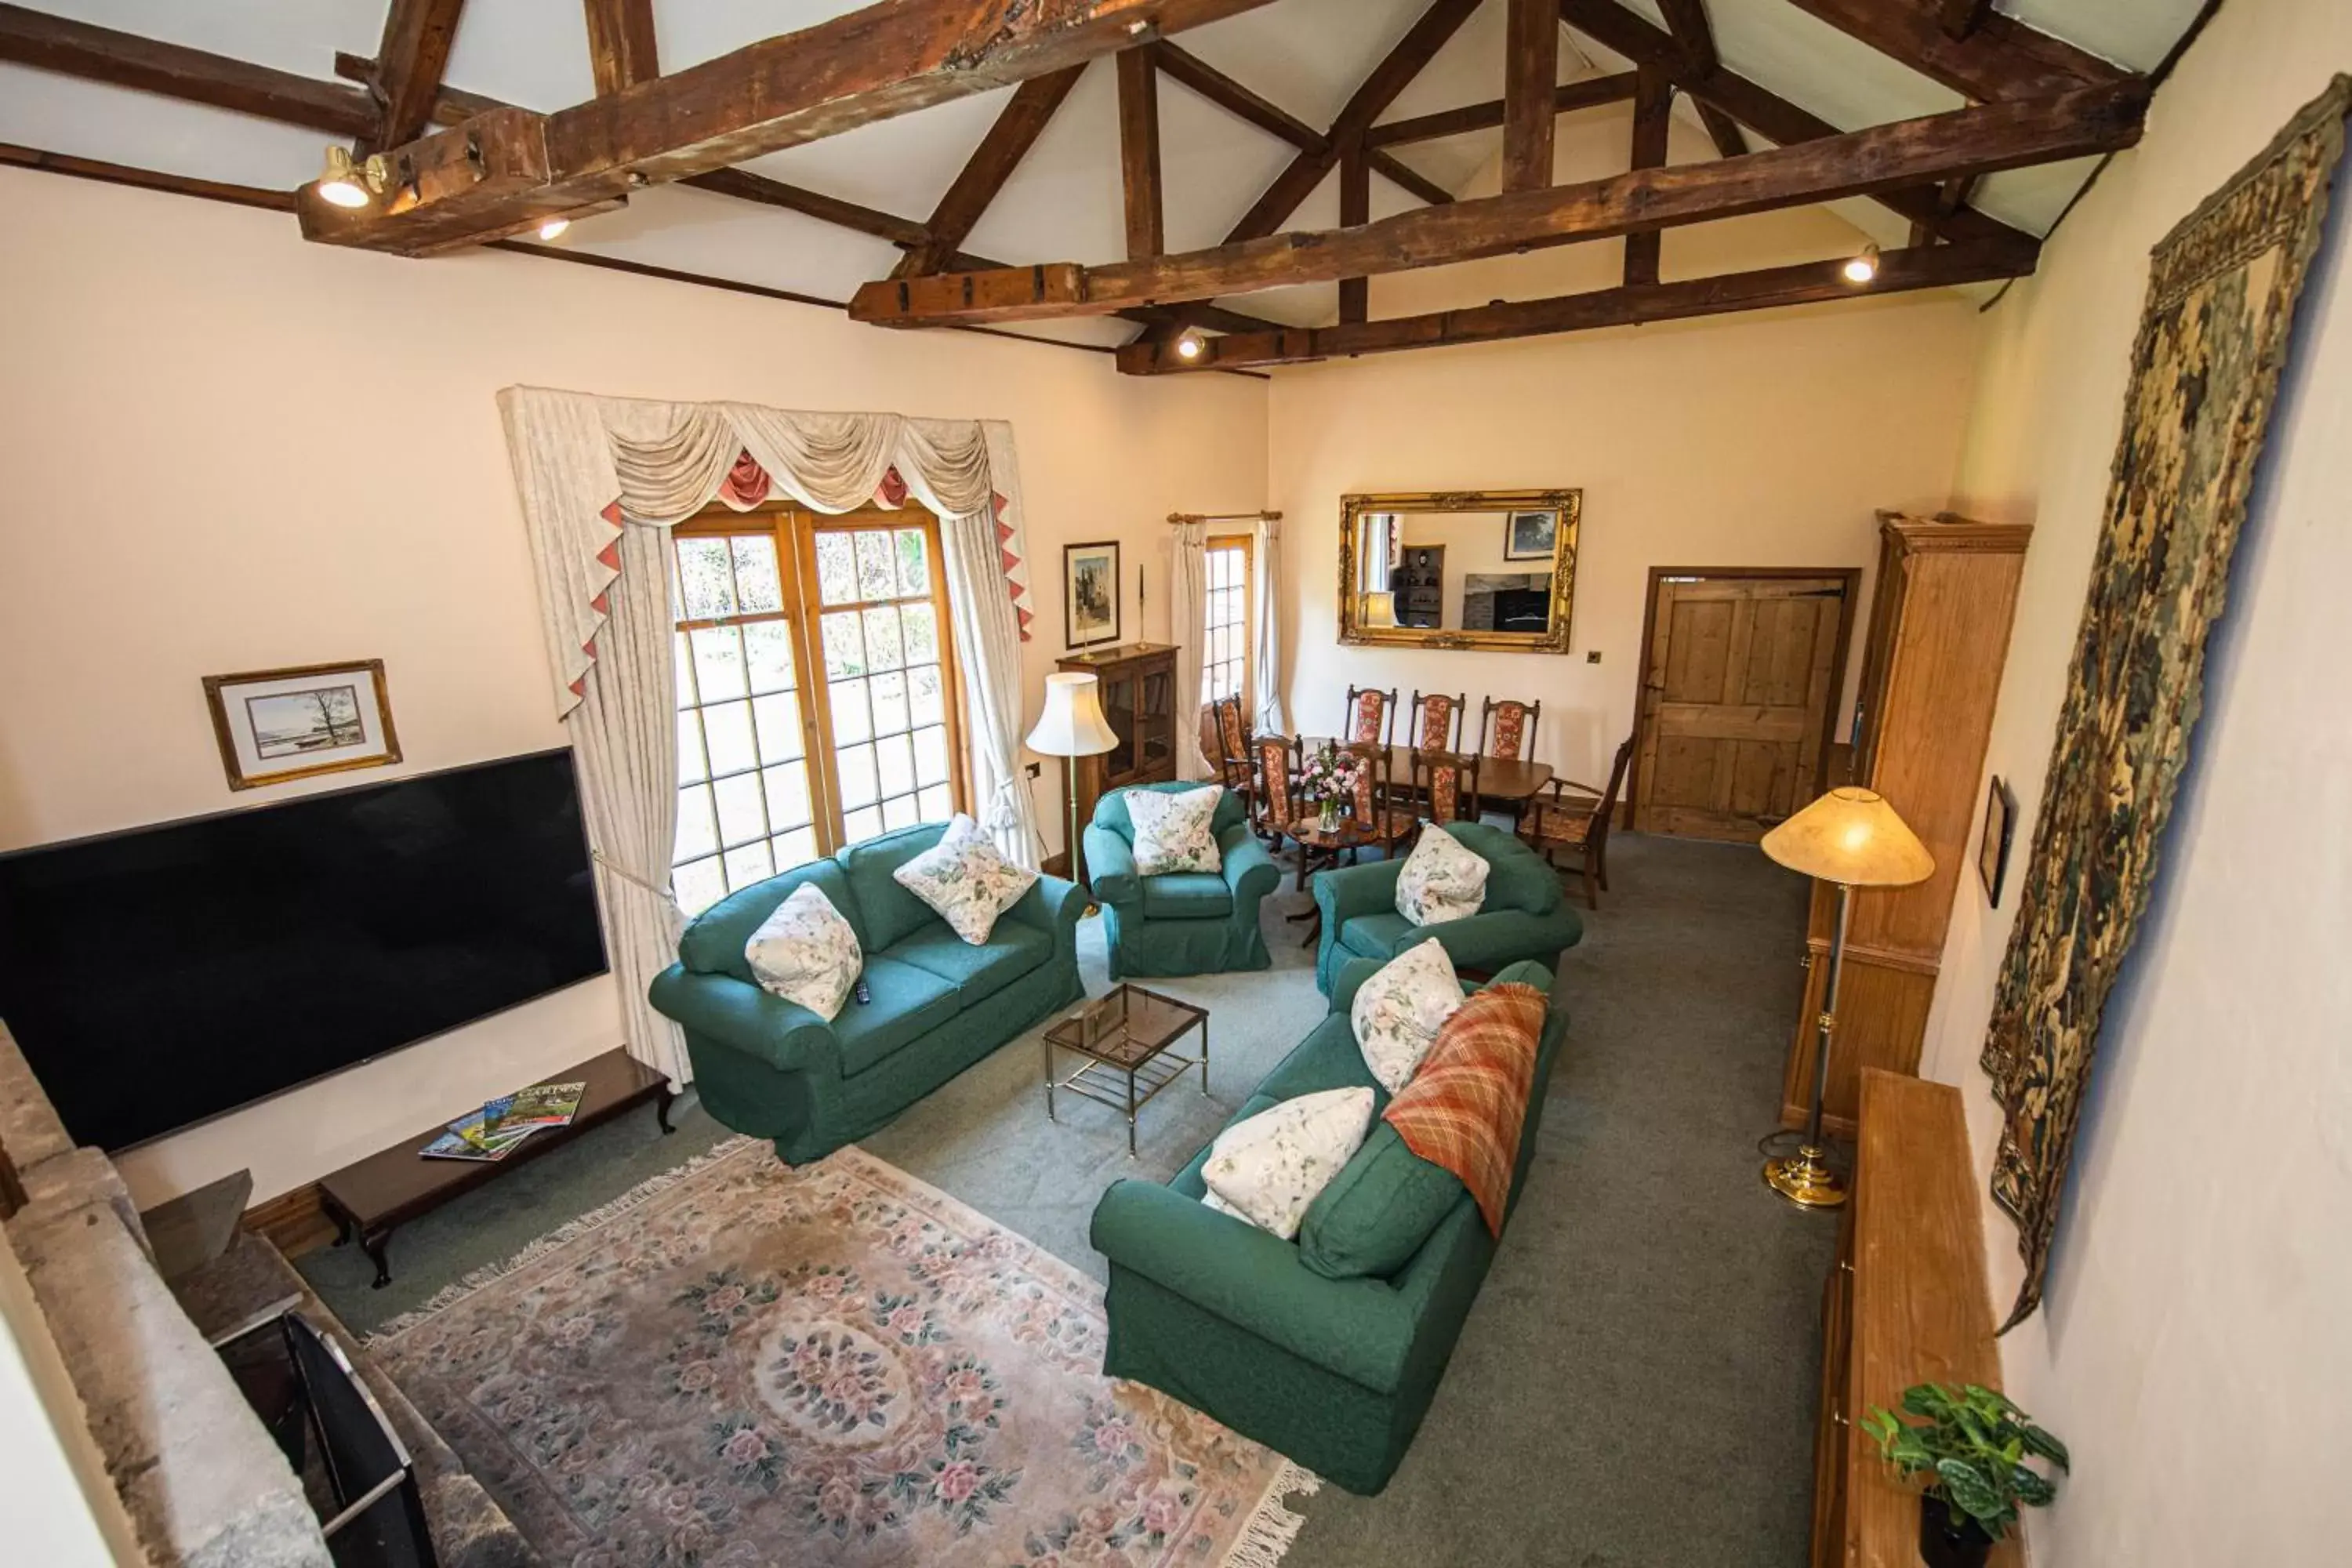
[1982,78,2351,1330]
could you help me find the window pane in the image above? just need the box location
[690,626,747,703]
[837,742,878,808]
[875,733,915,799]
[881,793,919,832]
[815,532,858,606]
[869,670,909,738]
[902,602,938,666]
[844,804,884,844]
[752,691,804,764]
[821,612,866,678]
[771,826,819,873]
[862,605,904,673]
[855,532,897,601]
[674,856,728,917]
[676,785,717,861]
[673,630,697,706]
[713,771,768,848]
[913,724,949,786]
[829,678,873,744]
[675,537,737,620]
[918,783,954,823]
[743,621,796,695]
[731,536,783,614]
[723,840,774,891]
[895,528,930,597]
[702,700,757,777]
[909,665,946,727]
[762,763,812,830]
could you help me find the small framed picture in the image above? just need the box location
[1065,541,1123,649]
[1978,775,2017,907]
[1504,510,1559,561]
[204,660,401,791]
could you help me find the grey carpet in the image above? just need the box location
[299,832,1830,1566]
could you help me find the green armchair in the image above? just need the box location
[1091,956,1569,1494]
[1312,820,1584,994]
[648,822,1085,1164]
[1083,783,1280,980]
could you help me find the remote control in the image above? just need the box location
[854,978,873,1005]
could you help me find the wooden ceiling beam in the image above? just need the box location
[1623,65,1671,285]
[366,0,470,153]
[1653,0,1748,156]
[1117,239,2032,372]
[1777,0,2130,101]
[1365,73,1637,147]
[1502,0,1562,193]
[850,83,2143,326]
[0,4,379,140]
[1338,137,1370,323]
[1939,0,1994,42]
[297,0,1279,256]
[583,0,660,96]
[1146,39,1451,206]
[1558,0,2036,260]
[1116,49,1164,259]
[894,63,1085,276]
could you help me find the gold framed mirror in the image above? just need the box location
[1337,488,1581,652]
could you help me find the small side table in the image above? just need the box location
[1043,985,1209,1156]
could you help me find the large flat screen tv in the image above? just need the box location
[0,750,608,1152]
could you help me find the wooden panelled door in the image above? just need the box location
[1633,569,1857,843]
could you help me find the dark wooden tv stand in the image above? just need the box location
[317,1047,673,1288]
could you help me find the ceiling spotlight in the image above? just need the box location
[538,217,572,241]
[1842,244,1882,284]
[1173,328,1207,362]
[316,145,377,209]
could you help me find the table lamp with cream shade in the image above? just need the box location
[1360,590,1399,630]
[1027,672,1120,898]
[1758,786,1934,1209]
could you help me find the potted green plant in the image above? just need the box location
[1863,1383,2068,1568]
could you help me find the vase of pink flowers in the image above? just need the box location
[1298,744,1363,833]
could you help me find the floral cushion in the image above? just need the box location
[743,883,863,1021]
[891,814,1040,946]
[1395,827,1490,927]
[1200,1087,1377,1240]
[1127,786,1224,876]
[1348,938,1465,1094]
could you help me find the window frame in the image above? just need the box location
[1201,531,1255,710]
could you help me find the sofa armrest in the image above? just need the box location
[1218,826,1279,903]
[1083,824,1142,907]
[1329,955,1385,1016]
[1091,1178,1426,1395]
[1004,870,1086,940]
[1316,855,1405,927]
[647,966,840,1076]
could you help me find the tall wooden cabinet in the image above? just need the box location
[1781,513,2031,1136]
[1056,642,1178,883]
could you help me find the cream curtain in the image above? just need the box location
[1251,513,1287,735]
[497,388,1046,1083]
[1168,519,1211,782]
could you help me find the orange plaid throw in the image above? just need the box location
[1381,983,1547,1235]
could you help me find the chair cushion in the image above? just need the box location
[884,921,1051,1004]
[838,822,955,951]
[891,814,1038,945]
[680,860,864,982]
[1128,784,1225,875]
[1338,909,1417,959]
[742,884,863,1020]
[1140,873,1235,920]
[829,956,963,1076]
[1199,1087,1376,1240]
[1297,1125,1468,1280]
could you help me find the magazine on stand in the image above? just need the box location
[418,1080,590,1161]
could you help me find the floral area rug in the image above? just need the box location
[368,1139,1316,1567]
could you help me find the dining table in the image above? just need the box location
[1294,740,1557,808]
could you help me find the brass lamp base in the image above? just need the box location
[1763,1147,1849,1209]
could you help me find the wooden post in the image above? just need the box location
[1502,0,1560,193]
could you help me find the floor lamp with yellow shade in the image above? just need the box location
[1027,672,1120,902]
[1759,786,1934,1209]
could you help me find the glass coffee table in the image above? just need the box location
[1043,985,1209,1156]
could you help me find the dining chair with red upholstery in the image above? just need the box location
[1341,686,1399,749]
[1477,697,1541,761]
[1207,694,1254,796]
[1407,690,1467,754]
[1410,749,1482,826]
[1519,735,1635,909]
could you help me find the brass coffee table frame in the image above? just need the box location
[1043,984,1209,1156]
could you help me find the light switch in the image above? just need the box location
[1587,650,1602,663]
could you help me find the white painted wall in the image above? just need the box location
[1916,3,2352,1563]
[0,168,1265,1205]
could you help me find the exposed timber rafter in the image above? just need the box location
[583,0,660,96]
[1147,40,1452,207]
[296,0,1280,256]
[1623,64,1671,285]
[365,0,469,154]
[1116,48,1164,258]
[893,63,1085,277]
[1777,0,2129,102]
[0,4,378,139]
[848,83,2143,327]
[1116,241,2034,373]
[1501,0,1561,193]
[1366,73,1638,147]
[1653,0,1748,156]
[1939,0,1994,43]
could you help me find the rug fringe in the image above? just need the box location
[363,1134,760,1345]
[1221,1461,1322,1568]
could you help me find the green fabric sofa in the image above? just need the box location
[1312,820,1584,994]
[1090,954,1569,1494]
[648,822,1085,1164]
[1083,782,1281,980]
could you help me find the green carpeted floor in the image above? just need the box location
[299,831,1831,1566]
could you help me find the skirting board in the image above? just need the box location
[243,1183,336,1258]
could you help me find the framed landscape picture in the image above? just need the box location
[1978,774,2017,907]
[1064,540,1122,649]
[1504,510,1559,561]
[205,659,401,790]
